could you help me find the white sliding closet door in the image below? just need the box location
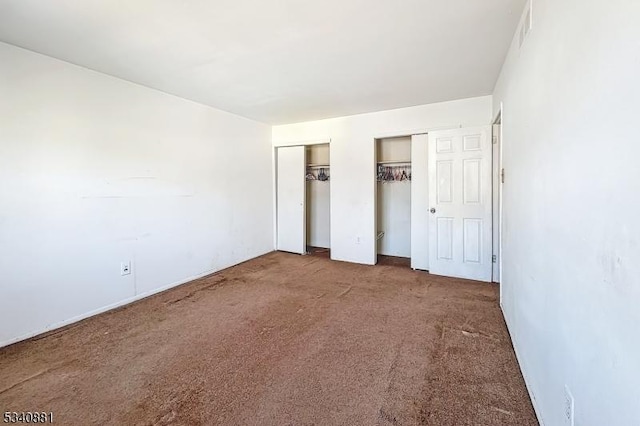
[428,126,492,282]
[411,134,429,270]
[277,146,306,254]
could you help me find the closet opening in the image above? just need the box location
[305,144,330,257]
[375,136,411,267]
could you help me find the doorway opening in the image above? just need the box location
[375,136,412,268]
[305,144,331,257]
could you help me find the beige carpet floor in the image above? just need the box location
[0,251,537,425]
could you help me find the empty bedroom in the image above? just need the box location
[1,1,638,425]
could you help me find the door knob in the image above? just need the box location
[430,208,436,214]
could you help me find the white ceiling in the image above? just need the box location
[0,0,525,124]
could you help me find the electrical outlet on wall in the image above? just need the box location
[564,385,575,426]
[121,261,131,276]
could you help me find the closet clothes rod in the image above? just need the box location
[307,164,330,168]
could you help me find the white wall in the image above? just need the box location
[273,96,492,265]
[376,183,411,257]
[306,181,330,249]
[493,1,640,425]
[0,43,274,347]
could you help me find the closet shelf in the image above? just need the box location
[377,160,411,165]
[307,164,330,168]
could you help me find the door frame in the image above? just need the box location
[493,105,504,302]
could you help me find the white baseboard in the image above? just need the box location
[501,302,545,426]
[0,250,274,349]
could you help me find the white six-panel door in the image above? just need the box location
[428,126,492,282]
[276,146,306,254]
